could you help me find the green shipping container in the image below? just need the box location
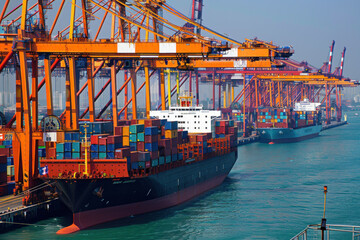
[72,152,81,159]
[129,134,137,143]
[56,143,65,153]
[99,152,107,159]
[137,132,145,142]
[72,142,81,152]
[129,124,144,134]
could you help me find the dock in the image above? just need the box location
[0,194,65,233]
[321,121,347,131]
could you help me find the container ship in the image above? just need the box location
[40,97,238,234]
[256,99,322,143]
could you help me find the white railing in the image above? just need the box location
[291,224,360,240]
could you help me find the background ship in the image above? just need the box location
[256,99,322,143]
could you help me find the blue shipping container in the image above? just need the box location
[64,142,72,152]
[7,157,14,166]
[107,152,115,159]
[145,142,158,152]
[65,132,73,141]
[165,121,178,130]
[64,152,72,159]
[91,152,99,159]
[159,156,165,165]
[90,144,99,152]
[145,127,158,136]
[99,145,107,153]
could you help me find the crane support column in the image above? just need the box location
[69,57,79,130]
[16,67,23,131]
[65,68,72,129]
[87,58,95,122]
[124,71,128,119]
[111,62,118,127]
[131,68,137,119]
[145,64,151,119]
[31,58,38,130]
[19,45,33,190]
[196,70,199,106]
[160,69,166,110]
[44,56,53,116]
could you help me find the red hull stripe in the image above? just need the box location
[57,174,227,234]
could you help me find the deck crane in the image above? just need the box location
[320,40,335,74]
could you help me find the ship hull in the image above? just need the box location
[55,151,237,234]
[257,125,322,143]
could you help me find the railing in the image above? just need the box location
[291,224,360,240]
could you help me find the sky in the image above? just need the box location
[168,0,360,81]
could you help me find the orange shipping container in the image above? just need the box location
[123,126,130,136]
[123,136,130,146]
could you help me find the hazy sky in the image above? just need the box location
[168,0,360,81]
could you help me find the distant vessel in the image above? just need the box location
[355,113,359,116]
[256,99,322,143]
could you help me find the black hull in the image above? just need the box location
[54,151,238,233]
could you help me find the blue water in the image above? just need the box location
[2,112,360,239]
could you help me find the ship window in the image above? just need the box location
[195,127,196,129]
[205,121,207,123]
[163,116,165,118]
[206,115,208,118]
[205,127,207,129]
[187,121,189,123]
[194,121,196,123]
[194,115,196,118]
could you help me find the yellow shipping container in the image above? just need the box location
[123,136,130,146]
[123,126,130,136]
[138,119,145,125]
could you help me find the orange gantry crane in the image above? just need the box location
[0,0,295,193]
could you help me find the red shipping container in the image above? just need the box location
[170,138,178,148]
[115,148,131,159]
[159,139,171,149]
[145,135,158,143]
[145,161,151,168]
[108,136,122,144]
[0,172,7,184]
[144,119,161,127]
[177,135,183,144]
[0,148,10,158]
[219,120,229,127]
[99,137,107,145]
[161,126,165,136]
[189,135,197,143]
[114,126,123,136]
[130,151,139,162]
[137,142,145,151]
[131,119,138,125]
[90,134,108,145]
[47,148,56,159]
[149,151,159,159]
[196,134,207,142]
[0,155,6,164]
[118,120,131,126]
[171,146,178,154]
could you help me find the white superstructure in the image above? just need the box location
[294,98,321,112]
[150,105,221,134]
